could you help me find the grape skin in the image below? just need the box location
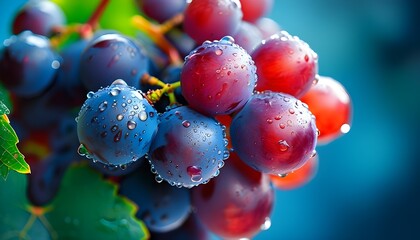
[183,0,243,43]
[148,106,229,188]
[230,91,318,175]
[181,37,257,116]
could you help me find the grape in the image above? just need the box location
[136,0,187,23]
[79,33,149,91]
[232,21,263,53]
[183,0,243,43]
[191,152,274,239]
[12,0,66,37]
[181,36,257,116]
[148,106,229,188]
[151,212,211,240]
[0,31,62,97]
[252,31,318,98]
[230,91,318,175]
[57,39,89,104]
[239,0,273,23]
[300,76,352,144]
[76,79,158,167]
[270,154,319,190]
[119,164,191,233]
[255,17,282,39]
[165,28,197,58]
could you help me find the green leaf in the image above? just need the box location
[0,113,31,177]
[0,84,13,113]
[0,171,51,240]
[0,100,10,115]
[0,165,149,239]
[0,162,10,180]
[46,165,149,240]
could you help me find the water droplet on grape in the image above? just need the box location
[127,121,137,130]
[278,173,288,178]
[182,120,191,128]
[289,108,295,114]
[215,49,223,55]
[187,166,202,182]
[138,111,148,121]
[113,130,122,142]
[311,150,317,158]
[278,140,290,151]
[116,114,124,121]
[340,123,351,134]
[155,175,163,183]
[111,125,118,132]
[99,101,108,112]
[220,36,235,44]
[261,217,272,230]
[77,144,89,156]
[110,87,121,96]
[120,164,127,170]
[51,60,60,69]
[87,91,94,98]
[266,119,273,124]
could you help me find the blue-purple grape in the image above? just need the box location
[136,0,187,23]
[120,164,191,232]
[12,0,66,37]
[148,106,229,188]
[76,79,158,167]
[0,31,61,97]
[79,33,149,91]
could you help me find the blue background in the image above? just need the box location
[1,0,419,239]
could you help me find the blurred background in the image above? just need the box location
[1,0,419,239]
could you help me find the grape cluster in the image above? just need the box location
[0,0,353,239]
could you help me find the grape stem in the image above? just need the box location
[142,73,181,104]
[50,0,111,48]
[132,15,183,65]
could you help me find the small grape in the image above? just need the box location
[300,75,352,144]
[76,79,158,166]
[184,0,243,43]
[239,0,273,23]
[252,30,318,98]
[230,91,318,175]
[136,0,187,23]
[192,152,274,239]
[79,33,149,91]
[181,36,257,116]
[148,106,229,188]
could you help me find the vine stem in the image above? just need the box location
[141,73,181,104]
[132,14,183,65]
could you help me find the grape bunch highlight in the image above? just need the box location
[0,0,353,239]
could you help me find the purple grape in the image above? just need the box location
[120,164,191,232]
[148,106,229,188]
[232,21,263,53]
[79,33,149,91]
[230,91,318,175]
[136,0,187,23]
[0,31,61,97]
[12,0,66,37]
[181,36,257,116]
[76,79,158,167]
[184,0,243,43]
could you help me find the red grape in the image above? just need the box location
[300,76,352,144]
[252,31,318,98]
[230,91,318,175]
[255,17,282,39]
[270,154,319,190]
[232,21,263,53]
[181,36,257,116]
[192,152,274,239]
[239,0,273,23]
[183,0,243,43]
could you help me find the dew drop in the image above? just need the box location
[120,164,127,170]
[138,111,148,121]
[112,79,127,86]
[127,121,137,130]
[340,123,351,134]
[215,49,223,55]
[155,175,163,183]
[77,144,89,156]
[311,150,317,158]
[278,173,288,178]
[266,119,273,124]
[278,140,290,151]
[289,108,295,114]
[187,166,202,182]
[99,101,108,112]
[114,130,122,142]
[110,87,121,96]
[182,120,191,128]
[111,125,119,132]
[261,217,272,231]
[220,36,235,44]
[116,114,124,121]
[87,91,94,98]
